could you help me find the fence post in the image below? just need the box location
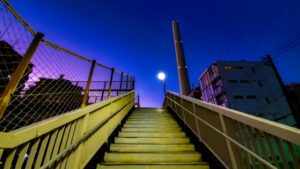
[125,75,129,92]
[117,72,123,95]
[131,76,134,90]
[0,32,44,119]
[133,77,135,90]
[137,94,140,108]
[81,60,96,107]
[101,81,107,101]
[219,114,238,169]
[107,68,114,99]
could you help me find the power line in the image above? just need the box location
[270,32,300,58]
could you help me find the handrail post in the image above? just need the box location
[117,72,123,96]
[101,81,107,101]
[137,94,140,108]
[125,75,129,92]
[107,68,114,99]
[73,60,96,168]
[81,60,96,107]
[132,77,135,90]
[0,32,44,119]
[219,114,238,169]
[193,102,202,141]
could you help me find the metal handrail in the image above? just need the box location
[164,91,300,169]
[0,91,135,169]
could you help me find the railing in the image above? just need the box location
[0,0,134,131]
[0,91,135,169]
[164,91,300,169]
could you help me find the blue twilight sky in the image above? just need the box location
[8,0,300,107]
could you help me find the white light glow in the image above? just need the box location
[157,72,166,81]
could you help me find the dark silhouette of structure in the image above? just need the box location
[24,75,84,113]
[172,20,191,96]
[286,83,300,127]
[0,40,33,95]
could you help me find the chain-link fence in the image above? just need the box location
[0,1,134,132]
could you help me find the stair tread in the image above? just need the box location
[98,108,209,169]
[118,132,186,138]
[115,137,189,144]
[98,164,209,169]
[104,152,202,163]
[122,128,181,132]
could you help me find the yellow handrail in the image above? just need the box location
[164,91,300,169]
[0,91,135,169]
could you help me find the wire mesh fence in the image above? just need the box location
[0,1,134,132]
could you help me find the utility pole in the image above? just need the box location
[172,20,191,96]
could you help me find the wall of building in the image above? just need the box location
[199,60,296,127]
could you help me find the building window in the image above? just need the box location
[240,80,249,83]
[228,80,238,83]
[247,95,256,99]
[265,97,270,103]
[224,66,243,70]
[234,95,244,99]
[258,82,263,87]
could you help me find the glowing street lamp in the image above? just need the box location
[157,72,166,94]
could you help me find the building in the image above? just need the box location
[199,60,296,127]
[0,40,33,95]
[285,83,300,127]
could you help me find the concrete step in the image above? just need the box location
[124,124,181,129]
[115,137,189,144]
[123,124,179,128]
[110,144,195,152]
[121,127,181,132]
[97,108,209,169]
[126,121,178,125]
[126,120,175,123]
[97,164,210,169]
[104,152,202,163]
[119,132,185,138]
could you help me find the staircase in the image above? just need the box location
[98,108,210,169]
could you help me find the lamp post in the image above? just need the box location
[157,72,166,95]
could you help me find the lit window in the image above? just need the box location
[224,66,243,70]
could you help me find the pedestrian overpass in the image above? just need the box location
[0,1,299,168]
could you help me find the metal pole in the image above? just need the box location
[137,94,140,108]
[125,75,129,92]
[81,60,96,107]
[101,81,107,101]
[172,20,191,96]
[0,32,44,119]
[107,68,114,99]
[163,80,166,95]
[132,77,135,90]
[118,72,123,96]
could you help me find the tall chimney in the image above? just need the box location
[172,20,191,95]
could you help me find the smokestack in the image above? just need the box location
[172,20,191,96]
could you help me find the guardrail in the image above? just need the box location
[0,91,135,169]
[0,0,135,131]
[164,91,300,169]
